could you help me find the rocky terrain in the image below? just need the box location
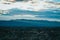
[0,27,60,40]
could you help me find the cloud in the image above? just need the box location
[0,0,60,22]
[0,14,60,22]
[0,14,37,20]
[0,0,60,12]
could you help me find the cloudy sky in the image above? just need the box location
[0,0,60,22]
[53,0,60,2]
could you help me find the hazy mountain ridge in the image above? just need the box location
[0,19,60,27]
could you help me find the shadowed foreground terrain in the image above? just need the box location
[0,27,60,40]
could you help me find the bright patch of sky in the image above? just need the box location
[48,0,60,2]
[53,0,60,2]
[41,0,60,2]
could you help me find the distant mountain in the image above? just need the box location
[0,19,60,27]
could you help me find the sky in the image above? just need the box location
[53,0,60,2]
[39,0,60,2]
[0,0,60,21]
[0,0,60,2]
